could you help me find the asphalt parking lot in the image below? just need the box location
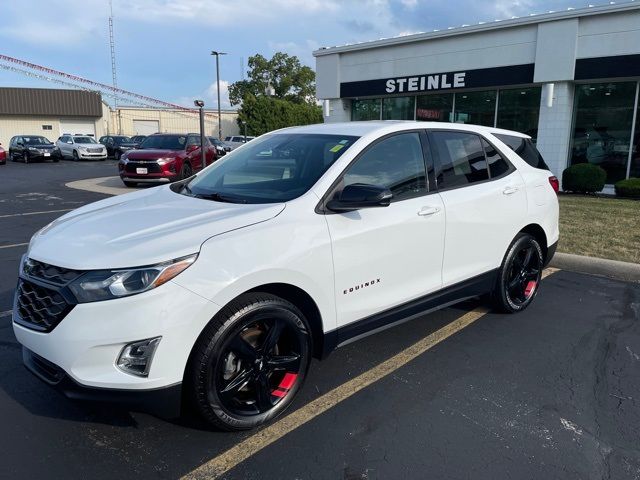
[1,160,640,479]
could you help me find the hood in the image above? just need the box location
[117,142,137,149]
[126,149,181,159]
[28,186,285,270]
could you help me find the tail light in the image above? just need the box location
[548,176,559,194]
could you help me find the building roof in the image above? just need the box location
[0,87,102,117]
[313,1,640,57]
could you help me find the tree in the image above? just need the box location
[237,95,323,137]
[229,52,317,106]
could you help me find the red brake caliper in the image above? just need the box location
[271,372,298,398]
[524,280,537,298]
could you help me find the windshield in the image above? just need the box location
[113,136,131,145]
[24,136,51,145]
[74,137,97,144]
[140,135,186,150]
[185,133,359,203]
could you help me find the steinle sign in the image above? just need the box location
[385,72,466,93]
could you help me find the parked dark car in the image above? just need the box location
[98,135,137,160]
[118,133,217,187]
[8,135,60,163]
[0,144,6,165]
[207,136,229,157]
[130,135,147,147]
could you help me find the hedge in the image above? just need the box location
[562,163,606,194]
[614,178,640,199]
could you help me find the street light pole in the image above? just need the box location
[194,100,205,168]
[211,50,227,140]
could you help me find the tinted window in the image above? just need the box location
[432,131,489,188]
[113,136,131,145]
[482,139,511,178]
[74,137,97,144]
[140,135,187,150]
[186,136,201,147]
[23,136,51,145]
[342,132,426,201]
[186,134,358,204]
[495,134,549,170]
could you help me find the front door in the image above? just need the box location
[323,131,446,335]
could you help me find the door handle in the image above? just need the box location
[417,206,441,216]
[502,186,519,195]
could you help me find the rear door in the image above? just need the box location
[429,130,527,286]
[323,131,446,333]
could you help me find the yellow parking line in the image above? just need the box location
[0,243,29,250]
[0,208,72,219]
[182,268,559,480]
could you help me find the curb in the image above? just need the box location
[550,252,640,283]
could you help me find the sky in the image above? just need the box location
[0,0,613,109]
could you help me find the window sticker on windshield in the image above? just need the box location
[329,144,344,153]
[338,140,349,144]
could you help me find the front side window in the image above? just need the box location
[432,131,489,189]
[341,132,427,201]
[185,133,359,203]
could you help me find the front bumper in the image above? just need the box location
[13,280,220,391]
[23,347,183,417]
[77,151,107,160]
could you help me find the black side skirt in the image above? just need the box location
[322,269,498,356]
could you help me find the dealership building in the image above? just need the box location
[0,87,239,149]
[314,2,640,189]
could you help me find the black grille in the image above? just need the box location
[23,258,82,286]
[125,162,162,173]
[15,280,73,332]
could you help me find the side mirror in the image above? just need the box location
[67,140,73,144]
[326,184,392,212]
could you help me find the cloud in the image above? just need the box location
[174,80,232,110]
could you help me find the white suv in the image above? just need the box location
[13,121,559,430]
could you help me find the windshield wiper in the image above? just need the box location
[194,191,247,204]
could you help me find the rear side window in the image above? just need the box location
[494,134,549,170]
[482,139,511,178]
[431,131,489,189]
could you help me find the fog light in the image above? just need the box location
[117,337,161,377]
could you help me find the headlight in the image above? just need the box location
[28,147,38,151]
[157,157,175,165]
[68,254,197,303]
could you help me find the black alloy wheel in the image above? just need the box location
[188,293,312,431]
[492,233,543,313]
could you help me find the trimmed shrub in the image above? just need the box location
[562,163,606,194]
[614,178,640,199]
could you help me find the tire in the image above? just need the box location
[492,233,544,313]
[180,161,193,180]
[186,292,312,431]
[123,181,137,188]
[72,150,79,161]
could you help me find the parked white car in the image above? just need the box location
[14,121,559,430]
[224,135,255,150]
[56,135,107,161]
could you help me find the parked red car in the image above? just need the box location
[0,143,6,165]
[118,133,217,187]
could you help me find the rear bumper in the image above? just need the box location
[23,347,182,418]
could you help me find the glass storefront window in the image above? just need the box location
[497,87,541,140]
[416,93,454,122]
[351,99,381,121]
[570,82,637,184]
[453,90,496,127]
[382,96,415,120]
[629,86,640,179]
